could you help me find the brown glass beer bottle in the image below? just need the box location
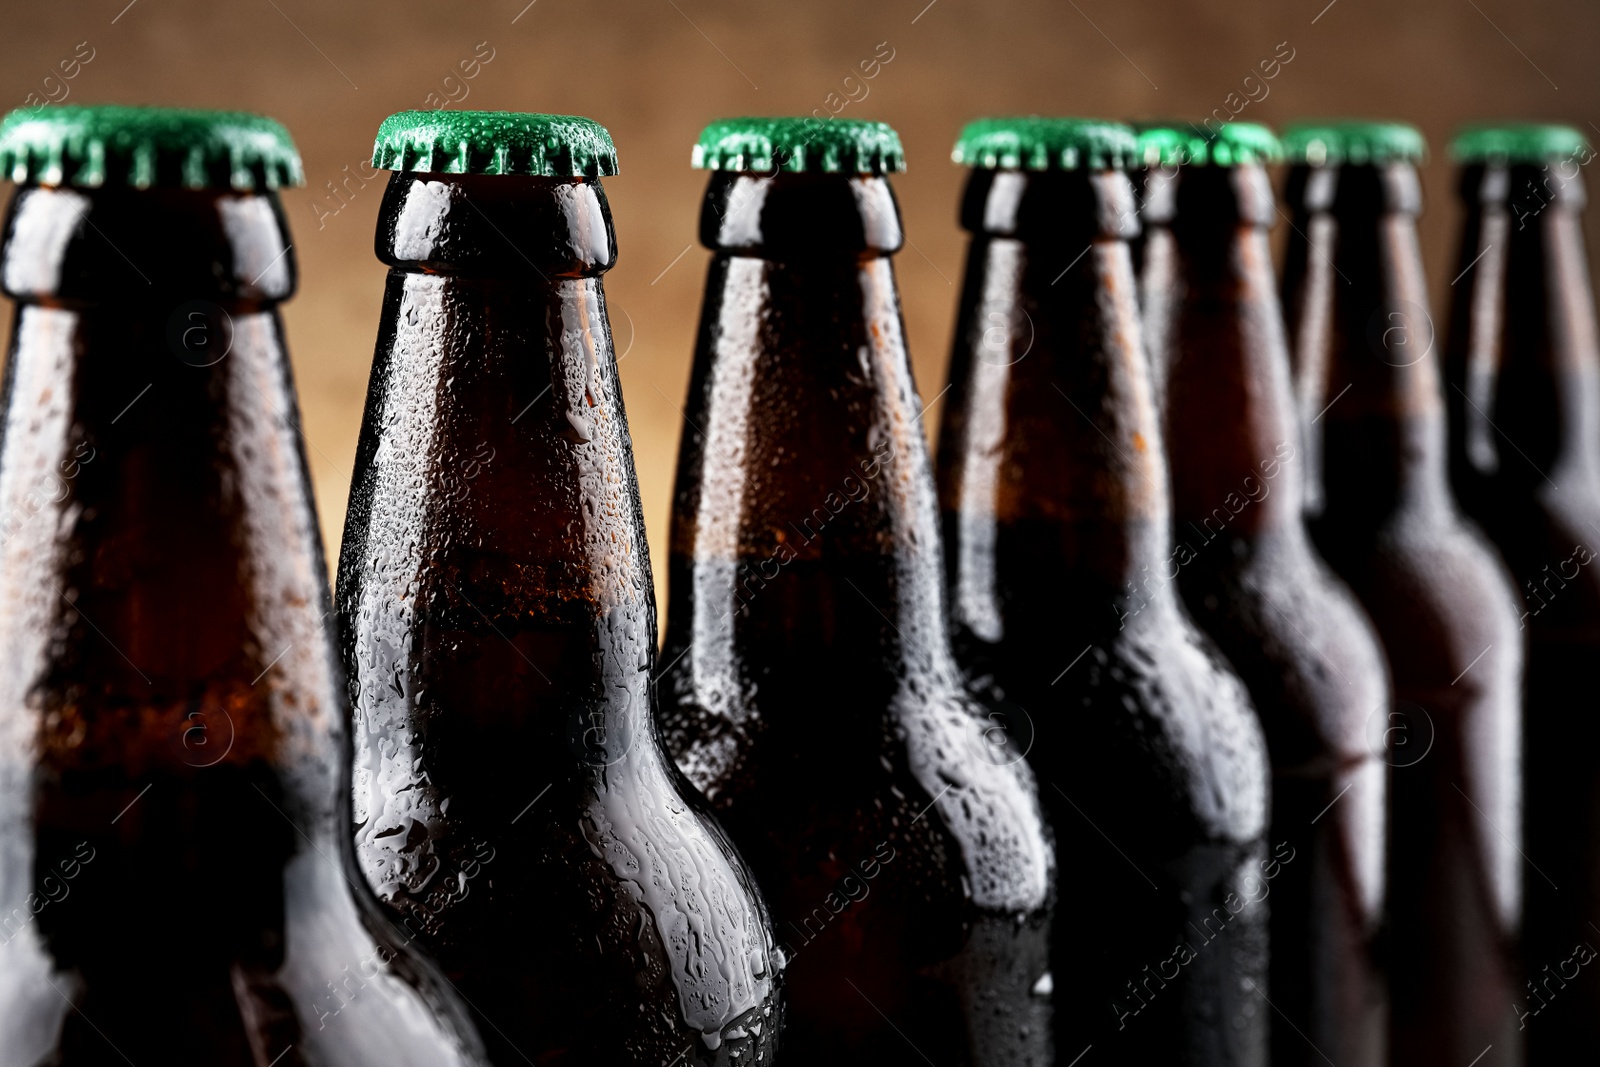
[1141,121,1390,1066]
[658,117,1054,1067]
[335,112,782,1066]
[936,117,1270,1065]
[0,105,486,1066]
[1445,122,1600,1061]
[1281,120,1526,1067]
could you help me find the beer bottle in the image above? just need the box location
[335,111,783,1066]
[0,105,484,1066]
[1445,122,1600,1059]
[658,117,1054,1067]
[1281,120,1526,1067]
[1141,121,1390,1066]
[936,117,1270,1065]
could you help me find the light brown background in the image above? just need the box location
[2,0,1596,619]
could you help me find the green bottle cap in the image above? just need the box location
[1133,121,1282,166]
[1282,121,1427,166]
[691,117,905,174]
[1451,122,1590,164]
[952,117,1138,171]
[0,104,303,190]
[373,110,618,177]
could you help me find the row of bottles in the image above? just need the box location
[0,103,1590,1067]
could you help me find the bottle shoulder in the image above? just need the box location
[0,834,489,1067]
[1178,533,1391,766]
[1465,477,1600,572]
[350,697,784,1060]
[660,663,1054,918]
[1460,481,1600,634]
[1318,509,1527,683]
[1363,509,1522,618]
[1047,608,1271,849]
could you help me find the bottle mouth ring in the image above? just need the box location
[698,169,904,258]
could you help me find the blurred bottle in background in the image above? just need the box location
[1131,120,1188,408]
[1445,122,1600,1061]
[659,117,1055,1067]
[1282,120,1525,1067]
[0,105,485,1067]
[1128,121,1186,288]
[336,111,782,1067]
[937,116,1270,1066]
[1143,121,1390,1067]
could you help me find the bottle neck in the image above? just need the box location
[1448,162,1600,496]
[1286,162,1454,528]
[341,173,651,775]
[0,185,344,839]
[940,168,1173,634]
[666,172,956,685]
[1155,164,1306,541]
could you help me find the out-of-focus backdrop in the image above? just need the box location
[2,0,1595,619]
